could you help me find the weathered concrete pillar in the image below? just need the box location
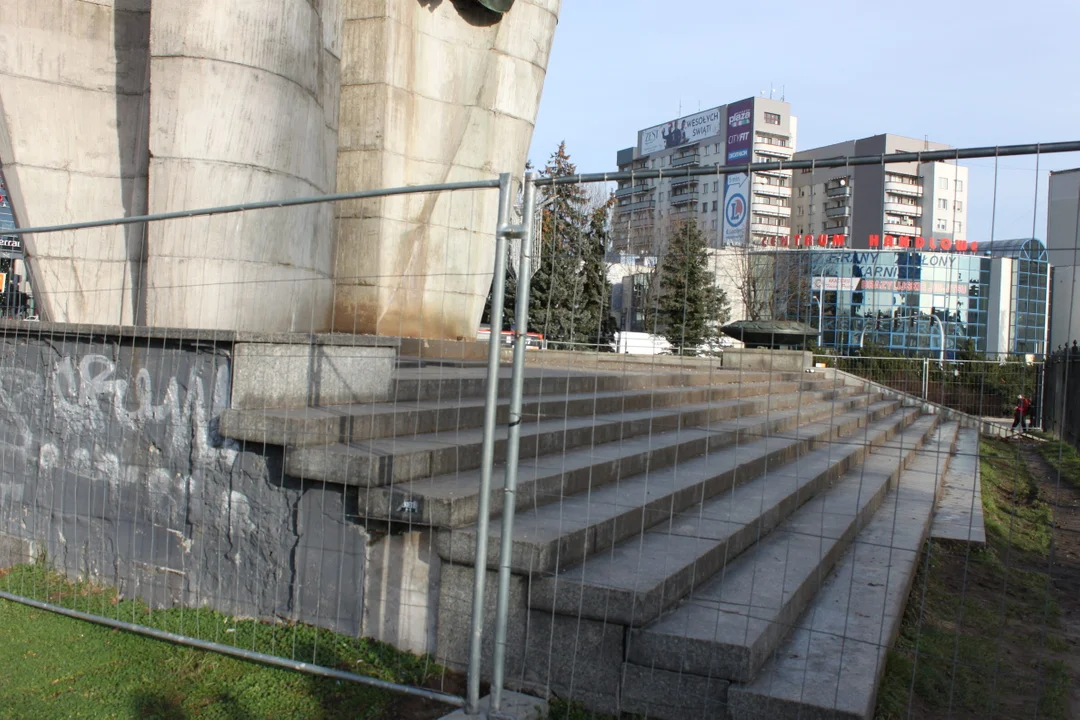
[143,0,343,332]
[0,0,152,324]
[333,0,560,339]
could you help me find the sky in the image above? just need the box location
[527,0,1080,243]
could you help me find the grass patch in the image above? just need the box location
[0,564,455,719]
[1035,433,1080,490]
[876,437,1069,720]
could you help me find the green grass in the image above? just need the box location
[0,564,454,719]
[1034,433,1080,490]
[875,437,1069,720]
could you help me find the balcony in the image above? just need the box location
[670,192,700,205]
[630,216,656,229]
[884,181,924,197]
[670,177,699,191]
[825,205,851,218]
[671,152,701,168]
[883,222,922,236]
[615,183,651,198]
[826,185,852,198]
[751,222,789,235]
[883,201,922,217]
[754,141,794,157]
[752,202,791,218]
[824,224,850,234]
[752,181,792,197]
[619,199,656,212]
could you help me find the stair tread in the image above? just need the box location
[727,421,961,720]
[228,380,797,420]
[446,402,900,571]
[379,395,884,527]
[625,414,939,681]
[537,408,914,594]
[930,427,985,543]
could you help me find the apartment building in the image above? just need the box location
[790,134,968,249]
[611,97,797,257]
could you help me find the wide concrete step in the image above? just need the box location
[930,427,985,543]
[528,407,922,629]
[439,399,902,574]
[623,413,941,685]
[220,377,837,448]
[389,366,812,404]
[727,421,961,720]
[285,385,862,488]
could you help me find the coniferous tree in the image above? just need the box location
[652,219,731,354]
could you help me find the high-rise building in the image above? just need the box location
[611,97,796,257]
[1047,168,1080,350]
[791,134,968,249]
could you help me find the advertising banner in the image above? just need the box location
[0,235,22,259]
[638,107,723,156]
[724,98,754,165]
[722,172,750,247]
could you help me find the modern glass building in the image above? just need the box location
[779,238,1050,358]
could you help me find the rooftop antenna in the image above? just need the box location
[781,85,786,101]
[769,81,774,99]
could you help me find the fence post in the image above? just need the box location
[489,171,537,712]
[922,358,929,400]
[465,172,514,715]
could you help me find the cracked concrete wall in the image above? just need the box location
[0,0,561,339]
[0,333,367,636]
[0,0,152,325]
[333,0,561,338]
[144,0,343,332]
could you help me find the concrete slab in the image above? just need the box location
[231,343,395,409]
[531,409,920,627]
[626,415,939,682]
[930,427,986,543]
[727,422,960,720]
[620,663,730,720]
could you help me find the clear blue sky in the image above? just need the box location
[528,0,1080,243]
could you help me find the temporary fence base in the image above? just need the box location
[437,690,548,720]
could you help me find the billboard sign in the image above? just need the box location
[0,235,22,259]
[638,107,723,156]
[722,173,750,247]
[724,98,754,165]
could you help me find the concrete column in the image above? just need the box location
[144,0,343,332]
[986,256,1014,356]
[0,0,152,324]
[333,0,561,339]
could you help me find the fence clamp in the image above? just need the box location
[496,223,527,240]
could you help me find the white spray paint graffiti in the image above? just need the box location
[0,350,263,561]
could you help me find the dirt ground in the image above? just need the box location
[1020,442,1080,719]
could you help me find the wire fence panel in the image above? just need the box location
[0,141,1079,720]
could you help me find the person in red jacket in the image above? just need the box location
[1012,394,1032,433]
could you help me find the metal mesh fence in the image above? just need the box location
[0,143,1078,720]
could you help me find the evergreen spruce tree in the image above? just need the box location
[653,219,730,354]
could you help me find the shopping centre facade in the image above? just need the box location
[761,233,1050,358]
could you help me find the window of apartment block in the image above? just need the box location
[956,179,964,192]
[939,177,948,190]
[938,198,948,209]
[712,201,718,212]
[955,200,963,211]
[660,192,665,201]
[954,221,963,233]
[764,112,781,125]
[702,203,708,213]
[713,182,719,192]
[711,219,718,230]
[936,218,947,231]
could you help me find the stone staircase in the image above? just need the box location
[220,355,974,719]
